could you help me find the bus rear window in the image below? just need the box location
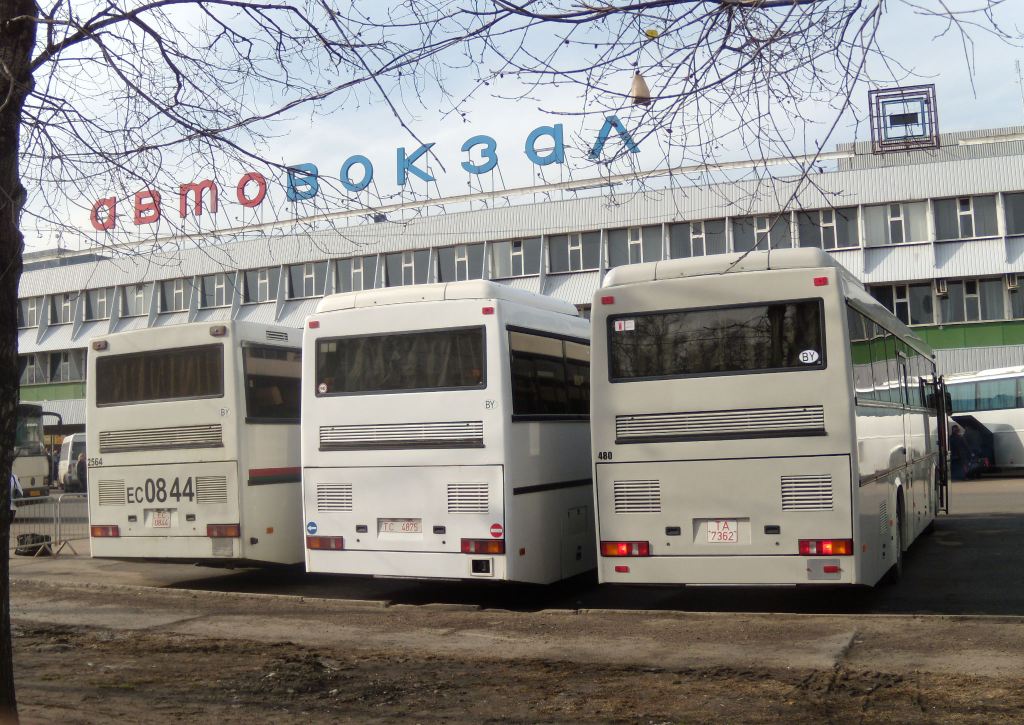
[244,346,301,422]
[609,300,824,380]
[96,344,224,405]
[316,327,485,395]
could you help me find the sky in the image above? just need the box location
[22,1,1024,253]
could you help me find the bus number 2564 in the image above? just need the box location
[126,478,196,504]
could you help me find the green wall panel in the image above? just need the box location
[914,320,1024,350]
[20,382,85,401]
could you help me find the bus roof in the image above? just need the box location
[316,280,580,317]
[946,365,1024,382]
[602,248,856,288]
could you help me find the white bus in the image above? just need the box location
[946,366,1024,472]
[591,248,948,586]
[87,321,304,565]
[302,280,595,584]
[13,403,49,497]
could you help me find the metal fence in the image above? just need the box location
[9,493,88,556]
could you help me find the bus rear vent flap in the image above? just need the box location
[616,405,825,443]
[265,330,289,341]
[447,482,489,514]
[317,482,353,512]
[613,480,662,514]
[319,421,485,450]
[780,475,833,511]
[99,424,224,454]
[195,476,229,505]
[97,479,126,506]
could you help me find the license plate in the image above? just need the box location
[378,518,422,534]
[707,519,738,543]
[150,510,171,528]
[28,490,42,497]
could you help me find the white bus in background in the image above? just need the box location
[13,403,49,497]
[591,248,948,587]
[946,366,1024,472]
[302,280,595,584]
[87,321,304,565]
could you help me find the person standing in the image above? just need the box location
[76,452,88,492]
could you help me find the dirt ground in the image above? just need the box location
[10,584,1024,724]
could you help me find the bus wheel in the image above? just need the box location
[884,498,905,585]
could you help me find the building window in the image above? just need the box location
[287,262,328,299]
[1011,277,1024,319]
[200,273,233,308]
[244,267,280,303]
[608,226,661,267]
[439,244,485,281]
[863,201,927,246]
[869,283,934,325]
[160,278,192,312]
[939,278,1005,323]
[934,195,997,240]
[49,349,85,383]
[18,297,40,328]
[732,216,791,253]
[548,233,600,272]
[384,250,429,286]
[51,293,76,324]
[337,255,379,292]
[491,238,541,277]
[19,354,46,385]
[85,287,114,321]
[121,284,150,317]
[797,208,859,249]
[668,220,727,258]
[1005,192,1024,235]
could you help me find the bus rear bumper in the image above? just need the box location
[306,549,510,582]
[91,535,243,561]
[598,554,860,586]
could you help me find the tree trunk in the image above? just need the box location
[0,3,38,722]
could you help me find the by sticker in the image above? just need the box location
[318,382,328,394]
[799,350,821,364]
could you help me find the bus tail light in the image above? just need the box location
[461,538,505,555]
[481,306,495,315]
[600,541,650,557]
[308,320,320,328]
[91,340,108,351]
[600,295,615,305]
[91,525,120,538]
[813,276,829,287]
[207,523,241,538]
[209,324,228,337]
[799,539,853,556]
[306,536,344,550]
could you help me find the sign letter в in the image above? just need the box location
[287,163,320,202]
[134,190,162,225]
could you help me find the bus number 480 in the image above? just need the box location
[126,477,196,504]
[597,451,613,461]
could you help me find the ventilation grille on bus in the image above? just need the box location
[99,424,224,454]
[447,482,489,514]
[97,479,126,507]
[615,406,825,443]
[612,480,661,514]
[195,476,228,504]
[879,500,889,538]
[319,421,485,451]
[266,330,289,341]
[316,482,353,512]
[780,475,833,511]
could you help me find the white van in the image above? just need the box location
[58,433,87,489]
